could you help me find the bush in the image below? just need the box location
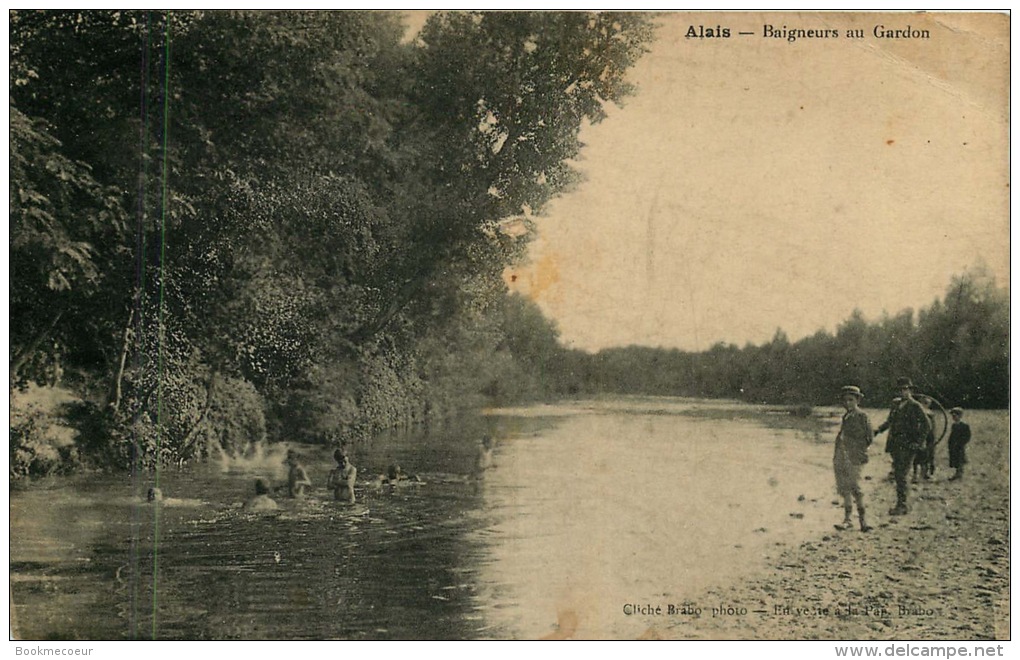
[196,375,267,458]
[790,404,814,418]
[356,349,425,435]
[10,405,47,479]
[63,400,133,470]
[10,389,84,479]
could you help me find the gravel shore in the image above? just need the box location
[663,410,1010,640]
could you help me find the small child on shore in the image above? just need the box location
[947,407,971,481]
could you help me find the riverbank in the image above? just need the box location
[10,399,1008,640]
[664,409,1009,640]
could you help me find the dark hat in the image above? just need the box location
[840,385,864,399]
[949,407,964,416]
[895,377,916,390]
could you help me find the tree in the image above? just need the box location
[358,11,656,340]
[915,266,1008,407]
[9,105,129,385]
[9,10,658,475]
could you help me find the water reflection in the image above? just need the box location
[471,401,838,639]
[11,399,840,640]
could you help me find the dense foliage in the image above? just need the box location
[10,11,1006,481]
[561,267,1009,409]
[9,10,654,476]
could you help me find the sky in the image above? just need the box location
[496,12,1009,352]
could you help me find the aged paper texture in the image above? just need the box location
[8,10,1009,643]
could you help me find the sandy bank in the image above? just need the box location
[659,410,1010,640]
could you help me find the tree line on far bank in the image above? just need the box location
[539,267,1009,411]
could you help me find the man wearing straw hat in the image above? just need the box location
[833,385,873,532]
[874,377,932,515]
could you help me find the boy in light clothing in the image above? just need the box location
[834,385,874,532]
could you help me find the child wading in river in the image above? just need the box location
[286,449,312,498]
[327,448,358,503]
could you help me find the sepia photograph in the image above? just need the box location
[8,9,1010,643]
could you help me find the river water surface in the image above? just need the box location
[10,397,847,640]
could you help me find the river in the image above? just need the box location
[10,397,847,640]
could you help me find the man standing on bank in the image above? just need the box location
[834,385,874,532]
[874,377,932,515]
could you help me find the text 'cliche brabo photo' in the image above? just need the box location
[9,10,1009,642]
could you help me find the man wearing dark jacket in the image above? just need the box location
[874,377,931,515]
[947,407,972,481]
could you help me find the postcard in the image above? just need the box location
[9,10,1009,643]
